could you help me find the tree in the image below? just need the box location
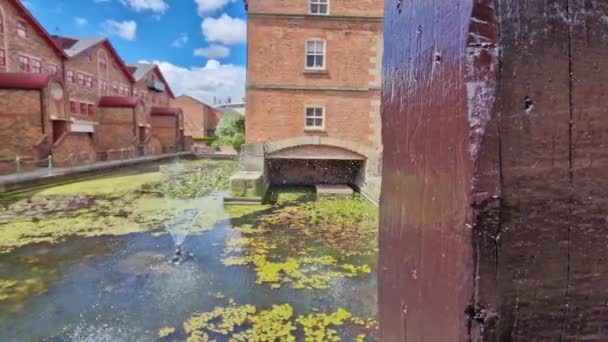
[213,116,245,150]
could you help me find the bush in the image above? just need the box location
[213,116,245,150]
[193,136,217,146]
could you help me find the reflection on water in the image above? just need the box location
[0,158,378,341]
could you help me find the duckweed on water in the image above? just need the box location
[158,326,176,338]
[180,302,376,341]
[223,188,378,290]
[0,160,237,254]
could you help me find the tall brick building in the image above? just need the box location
[240,0,384,201]
[129,63,183,153]
[0,0,68,172]
[0,0,184,174]
[52,36,138,163]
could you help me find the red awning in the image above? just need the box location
[151,107,181,116]
[98,96,140,108]
[0,73,53,89]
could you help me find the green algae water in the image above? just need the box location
[0,159,378,341]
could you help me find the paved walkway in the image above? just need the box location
[0,152,191,191]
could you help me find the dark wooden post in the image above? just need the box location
[380,0,608,340]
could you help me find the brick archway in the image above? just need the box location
[263,136,376,160]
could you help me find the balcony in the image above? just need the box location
[147,80,165,92]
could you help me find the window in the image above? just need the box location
[305,106,324,130]
[47,64,58,74]
[70,101,77,114]
[99,56,107,69]
[0,12,4,34]
[305,40,325,70]
[77,73,85,86]
[100,80,107,91]
[85,75,93,88]
[80,103,87,115]
[67,70,74,83]
[112,84,118,94]
[0,49,5,67]
[88,104,95,116]
[31,59,41,73]
[17,21,27,38]
[310,0,329,14]
[18,55,29,72]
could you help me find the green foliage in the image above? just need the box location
[213,116,245,150]
[193,136,217,146]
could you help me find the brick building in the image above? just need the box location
[172,95,223,138]
[129,63,183,153]
[0,0,68,173]
[52,36,139,163]
[0,0,185,174]
[239,0,384,201]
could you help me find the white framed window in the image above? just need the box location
[305,39,325,70]
[47,64,58,74]
[310,0,329,14]
[17,21,27,38]
[305,106,325,130]
[31,59,41,73]
[18,54,29,72]
[0,49,5,67]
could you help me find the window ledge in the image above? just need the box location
[304,128,326,132]
[303,69,328,75]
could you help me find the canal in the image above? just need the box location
[0,158,378,341]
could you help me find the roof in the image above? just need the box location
[151,107,182,116]
[128,63,156,81]
[127,62,176,99]
[8,0,67,59]
[52,35,135,83]
[174,95,215,108]
[52,36,106,58]
[0,73,54,89]
[98,96,140,108]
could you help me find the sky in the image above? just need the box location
[22,0,247,105]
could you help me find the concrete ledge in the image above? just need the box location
[230,171,266,198]
[316,184,354,199]
[0,152,192,194]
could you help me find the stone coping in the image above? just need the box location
[0,152,192,193]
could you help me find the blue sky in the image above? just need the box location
[22,0,247,104]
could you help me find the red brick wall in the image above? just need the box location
[246,89,376,144]
[95,107,136,154]
[248,0,383,17]
[52,132,96,167]
[247,18,381,87]
[0,89,43,158]
[172,95,222,138]
[0,0,63,75]
[64,43,131,121]
[150,115,178,149]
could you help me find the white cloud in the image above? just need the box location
[146,60,245,105]
[201,14,246,45]
[194,0,234,15]
[171,33,189,47]
[75,17,88,28]
[101,20,137,41]
[194,44,230,59]
[118,0,169,13]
